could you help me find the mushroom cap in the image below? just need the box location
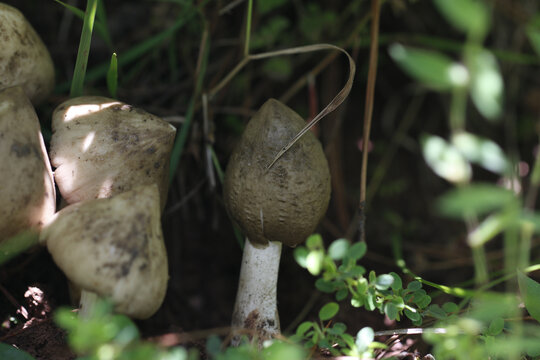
[223,99,331,247]
[0,86,55,242]
[0,3,55,104]
[50,96,176,210]
[41,184,168,319]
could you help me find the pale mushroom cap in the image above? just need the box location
[0,3,55,104]
[50,96,176,210]
[41,184,168,319]
[223,99,331,247]
[0,86,56,241]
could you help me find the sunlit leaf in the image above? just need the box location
[328,239,349,260]
[293,247,308,268]
[451,132,508,173]
[422,134,471,183]
[375,274,394,291]
[518,271,540,323]
[305,234,323,250]
[262,341,306,360]
[355,327,374,352]
[469,50,503,120]
[319,302,339,321]
[437,183,518,218]
[306,250,324,275]
[389,44,468,90]
[433,0,490,38]
[467,212,515,247]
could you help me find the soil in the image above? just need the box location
[1,1,539,359]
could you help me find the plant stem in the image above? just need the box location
[231,239,282,344]
[359,0,381,243]
[244,0,253,56]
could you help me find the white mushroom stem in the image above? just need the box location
[79,290,99,318]
[231,239,282,343]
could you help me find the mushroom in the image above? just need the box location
[0,86,55,242]
[223,99,331,341]
[0,3,55,104]
[49,96,176,210]
[40,184,168,319]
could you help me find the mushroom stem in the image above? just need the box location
[231,239,282,343]
[79,290,99,318]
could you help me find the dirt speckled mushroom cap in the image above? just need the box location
[0,3,55,104]
[41,184,168,319]
[50,96,176,210]
[0,86,55,242]
[223,99,331,247]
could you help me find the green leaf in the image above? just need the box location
[384,302,399,320]
[404,308,422,322]
[315,279,337,293]
[442,302,459,314]
[469,50,504,120]
[0,343,35,360]
[375,274,395,291]
[328,239,349,260]
[437,183,518,218]
[107,53,118,98]
[422,134,471,183]
[389,272,402,290]
[355,327,374,352]
[256,0,288,14]
[451,132,508,173]
[433,0,490,38]
[205,335,222,357]
[329,322,347,335]
[319,302,339,321]
[518,271,540,323]
[347,242,367,261]
[426,304,447,320]
[526,16,540,57]
[306,234,323,250]
[262,341,305,360]
[407,281,422,291]
[70,0,99,97]
[262,57,292,82]
[486,317,505,336]
[293,247,309,268]
[296,321,315,337]
[336,288,349,301]
[389,44,468,90]
[306,251,324,276]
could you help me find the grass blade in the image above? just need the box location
[70,0,99,97]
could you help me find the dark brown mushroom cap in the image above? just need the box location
[223,99,331,247]
[0,3,55,104]
[50,96,176,210]
[0,86,55,242]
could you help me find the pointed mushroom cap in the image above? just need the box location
[0,86,55,242]
[41,184,168,319]
[50,96,176,210]
[223,99,331,247]
[0,3,55,104]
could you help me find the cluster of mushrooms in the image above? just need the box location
[0,2,175,319]
[1,1,333,344]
